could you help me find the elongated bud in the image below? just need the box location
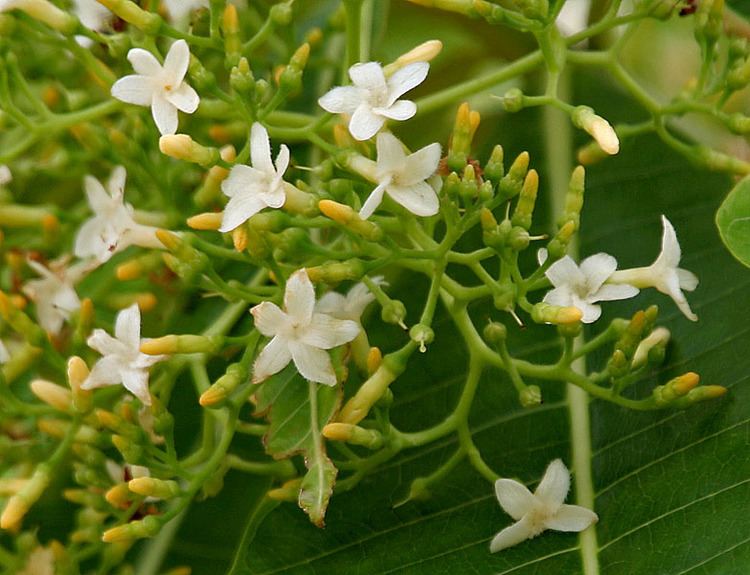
[498,152,529,200]
[366,347,382,375]
[573,106,619,155]
[0,479,26,497]
[67,356,92,413]
[322,423,383,449]
[653,372,703,405]
[558,166,585,228]
[267,478,302,502]
[448,103,480,170]
[384,40,442,75]
[104,484,131,508]
[546,220,576,260]
[282,183,317,216]
[338,345,413,424]
[531,302,582,325]
[511,169,539,230]
[128,477,180,499]
[30,379,71,412]
[306,259,365,283]
[1,465,50,529]
[160,135,220,166]
[38,419,99,444]
[318,200,383,240]
[200,363,246,407]
[631,327,670,369]
[140,334,223,355]
[223,4,241,65]
[96,0,161,33]
[1,0,77,33]
[187,212,222,230]
[115,253,163,281]
[102,515,160,543]
[484,144,505,183]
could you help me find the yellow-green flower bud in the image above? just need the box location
[483,321,507,345]
[519,385,542,407]
[511,169,539,230]
[498,151,529,200]
[102,515,160,543]
[503,88,524,113]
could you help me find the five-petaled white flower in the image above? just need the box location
[315,278,382,323]
[22,257,91,335]
[490,459,598,553]
[319,61,429,141]
[543,253,638,323]
[81,304,165,405]
[608,215,699,321]
[357,132,441,219]
[219,122,290,232]
[74,166,162,264]
[251,269,360,386]
[111,39,199,136]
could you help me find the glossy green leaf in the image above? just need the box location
[716,176,750,267]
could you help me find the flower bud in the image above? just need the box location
[631,327,670,369]
[573,106,619,155]
[484,144,505,183]
[531,302,582,325]
[200,362,246,407]
[159,135,220,166]
[269,1,293,26]
[128,477,180,499]
[230,57,255,95]
[0,465,49,529]
[30,379,71,412]
[222,4,241,66]
[195,145,235,208]
[384,40,442,75]
[558,166,585,228]
[448,103,480,170]
[2,0,77,33]
[366,347,382,375]
[0,291,46,344]
[318,200,383,241]
[511,169,539,230]
[96,0,161,33]
[186,212,223,231]
[483,321,507,345]
[67,356,92,413]
[322,423,383,449]
[381,300,407,328]
[306,259,365,283]
[267,478,302,502]
[498,151,529,200]
[102,515,160,543]
[140,334,223,355]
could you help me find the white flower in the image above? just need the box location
[0,340,9,364]
[162,0,208,22]
[315,277,383,322]
[319,61,429,140]
[608,216,699,321]
[81,304,165,405]
[74,166,162,264]
[251,269,360,385]
[0,164,11,185]
[543,253,638,323]
[219,123,289,232]
[490,459,598,553]
[111,40,199,135]
[575,107,619,155]
[358,132,441,219]
[73,0,112,46]
[22,257,90,335]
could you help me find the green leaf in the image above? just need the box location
[253,366,340,525]
[227,136,750,574]
[716,176,750,267]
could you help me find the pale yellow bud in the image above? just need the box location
[187,212,223,230]
[30,379,72,412]
[384,40,442,75]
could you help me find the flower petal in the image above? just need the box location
[250,122,275,173]
[386,181,440,217]
[114,304,141,350]
[127,48,161,76]
[302,314,360,349]
[545,504,598,532]
[376,132,407,174]
[654,215,681,270]
[164,82,199,113]
[219,193,267,232]
[401,142,441,185]
[386,62,429,104]
[289,341,336,386]
[489,517,535,553]
[374,99,416,121]
[84,175,112,214]
[250,301,288,338]
[252,335,292,383]
[579,253,618,292]
[151,94,178,135]
[163,39,190,84]
[359,182,387,220]
[677,268,699,291]
[121,369,151,405]
[221,164,265,198]
[534,459,570,509]
[494,478,535,521]
[318,86,361,114]
[74,218,115,262]
[87,328,126,356]
[284,269,315,324]
[111,75,154,106]
[274,144,290,178]
[107,166,127,197]
[348,61,387,94]
[349,104,385,141]
[543,285,573,309]
[577,299,602,324]
[545,256,584,289]
[591,283,639,303]
[81,355,124,389]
